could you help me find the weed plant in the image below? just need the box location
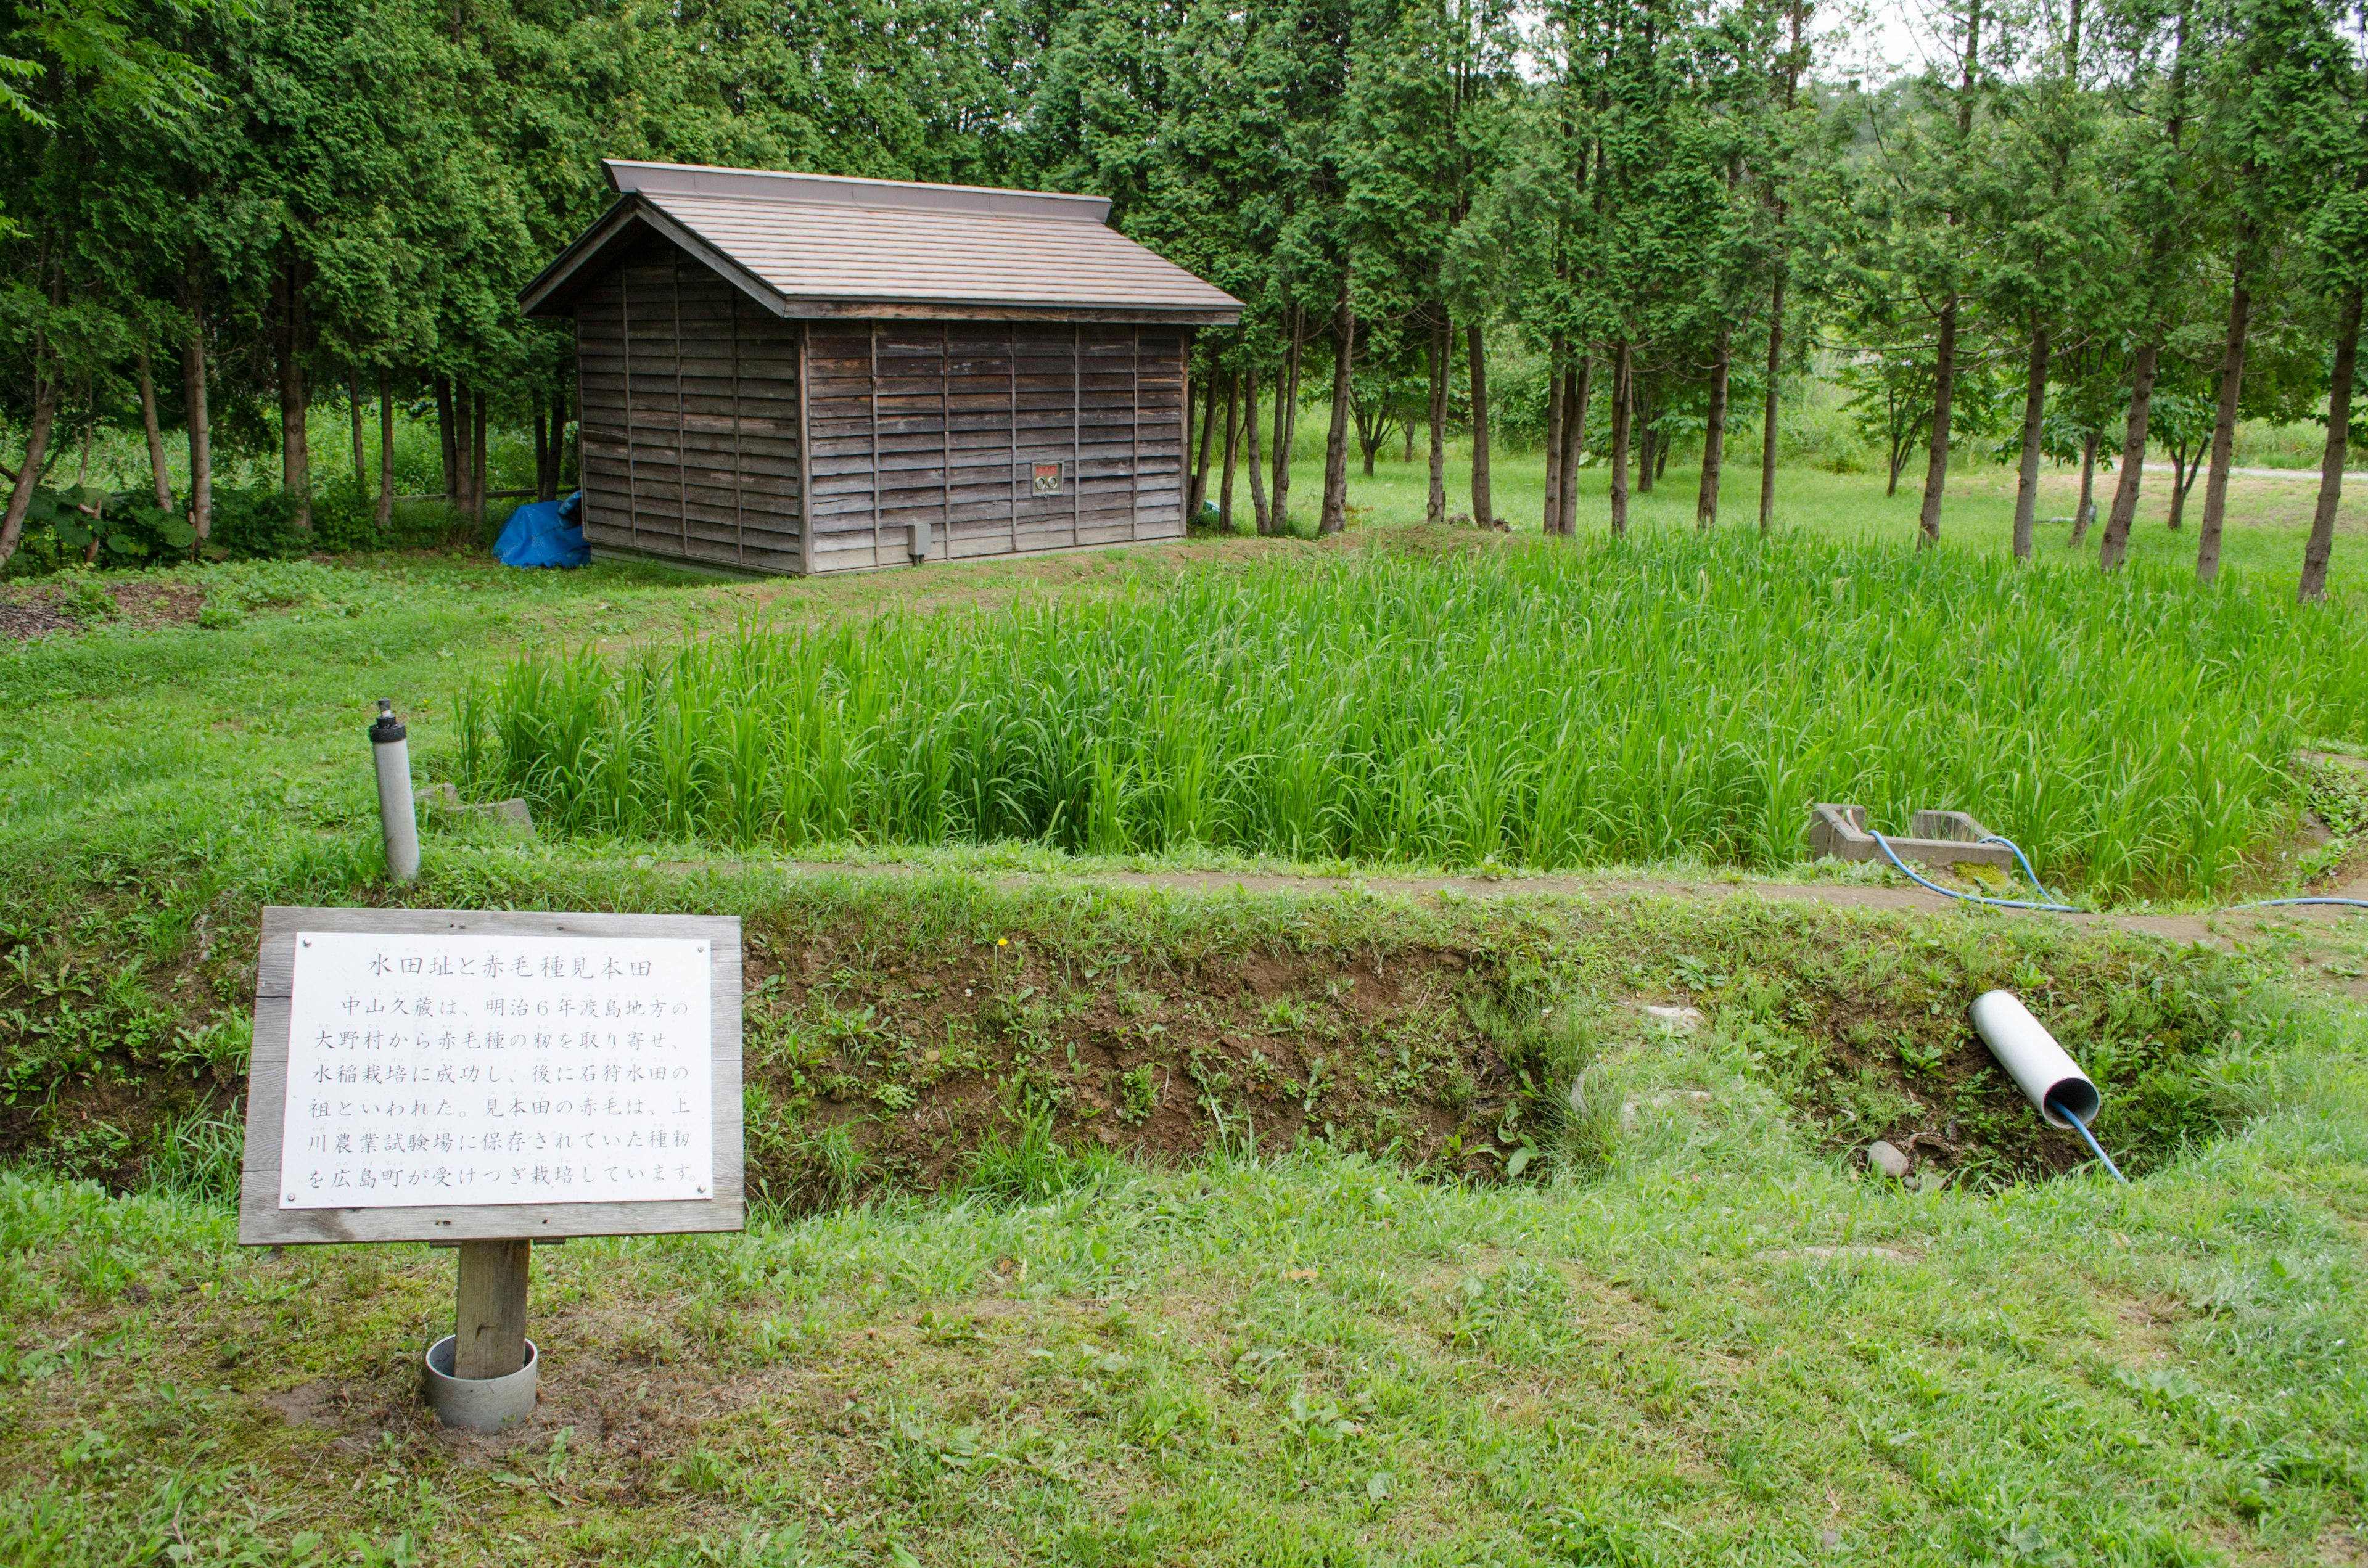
[462,530,2368,898]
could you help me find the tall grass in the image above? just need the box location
[459,532,2368,897]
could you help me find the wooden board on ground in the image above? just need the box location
[238,906,744,1246]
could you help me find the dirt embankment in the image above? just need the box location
[1,886,2293,1205]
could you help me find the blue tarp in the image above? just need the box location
[493,491,590,569]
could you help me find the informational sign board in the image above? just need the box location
[240,907,743,1246]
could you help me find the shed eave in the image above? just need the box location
[772,297,1241,324]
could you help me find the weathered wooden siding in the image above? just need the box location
[573,235,1188,577]
[574,237,804,574]
[803,321,1186,574]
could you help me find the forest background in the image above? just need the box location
[4,0,2368,597]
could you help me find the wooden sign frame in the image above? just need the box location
[239,906,744,1246]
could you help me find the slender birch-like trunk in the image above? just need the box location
[2195,268,2251,584]
[1917,298,1958,548]
[1318,277,1354,536]
[1187,372,1219,520]
[377,369,396,527]
[1608,340,1632,538]
[137,343,173,511]
[2012,324,2049,560]
[1758,271,1785,533]
[1466,322,1492,524]
[2070,431,2099,548]
[1248,368,1272,535]
[1557,360,1588,536]
[1542,333,1567,533]
[1696,326,1731,529]
[2100,339,2161,569]
[181,277,212,544]
[2300,284,2362,602]
[1218,372,1241,533]
[278,260,312,531]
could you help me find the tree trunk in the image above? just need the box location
[1426,318,1449,523]
[137,342,173,511]
[1188,371,1219,520]
[554,389,573,496]
[1609,340,1633,538]
[1218,372,1241,533]
[2195,271,2251,585]
[278,260,312,531]
[452,385,472,518]
[1543,333,1567,533]
[0,372,58,564]
[1319,277,1354,536]
[349,370,366,498]
[1248,368,1271,535]
[471,388,488,523]
[1635,383,1656,495]
[1557,361,1587,536]
[1270,333,1301,533]
[182,279,212,544]
[2100,339,2161,569]
[437,376,457,501]
[1466,321,1492,524]
[2168,450,2201,529]
[377,368,396,527]
[2012,324,2049,560]
[2070,431,2099,548]
[1758,271,1784,533]
[2300,282,2362,603]
[1917,296,1959,548]
[1696,326,1731,530]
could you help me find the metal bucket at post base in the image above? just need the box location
[422,1335,539,1432]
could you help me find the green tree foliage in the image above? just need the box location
[0,0,2359,600]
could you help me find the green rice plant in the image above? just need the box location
[461,531,2368,898]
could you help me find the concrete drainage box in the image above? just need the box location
[1807,803,2017,869]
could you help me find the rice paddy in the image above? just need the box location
[458,530,2368,900]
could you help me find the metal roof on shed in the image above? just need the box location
[520,160,1243,324]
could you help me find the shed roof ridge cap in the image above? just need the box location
[606,160,1112,223]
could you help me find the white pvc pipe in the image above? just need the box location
[371,699,421,884]
[1970,990,2099,1130]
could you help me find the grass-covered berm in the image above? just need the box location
[3,847,2365,1565]
[459,532,2368,902]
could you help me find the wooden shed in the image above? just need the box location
[519,161,1243,576]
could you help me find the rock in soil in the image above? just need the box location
[1866,1139,1911,1179]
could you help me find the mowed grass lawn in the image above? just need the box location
[9,966,2368,1566]
[2,456,2368,1566]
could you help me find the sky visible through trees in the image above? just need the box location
[4,0,2367,601]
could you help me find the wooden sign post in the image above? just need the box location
[239,906,744,1429]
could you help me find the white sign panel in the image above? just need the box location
[279,930,713,1209]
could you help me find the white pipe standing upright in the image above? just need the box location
[1970,990,2099,1130]
[371,699,421,884]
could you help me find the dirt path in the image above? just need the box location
[731,856,2368,999]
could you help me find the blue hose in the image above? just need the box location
[1865,829,2368,916]
[1867,830,2081,913]
[2048,1096,2128,1184]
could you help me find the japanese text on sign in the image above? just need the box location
[279,932,713,1209]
